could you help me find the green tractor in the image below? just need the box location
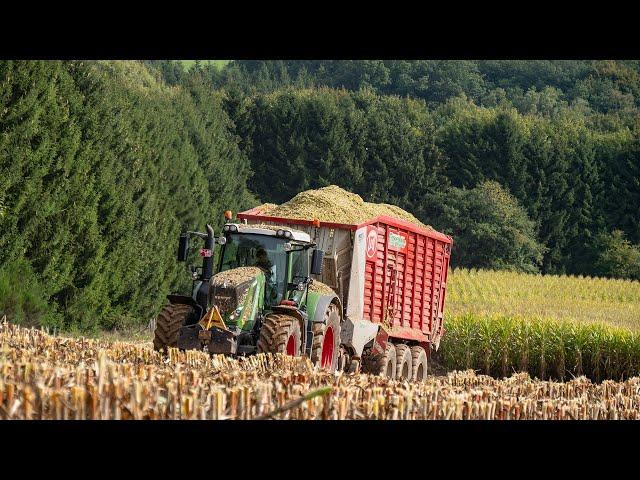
[153,219,343,371]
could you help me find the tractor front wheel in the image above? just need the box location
[153,304,194,352]
[257,313,302,356]
[310,302,341,372]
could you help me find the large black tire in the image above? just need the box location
[153,304,194,352]
[411,346,429,382]
[395,344,413,381]
[362,342,396,378]
[257,313,302,356]
[310,302,341,372]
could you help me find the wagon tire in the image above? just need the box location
[257,313,302,356]
[310,302,341,372]
[362,342,396,379]
[395,344,413,380]
[153,304,194,352]
[410,346,429,381]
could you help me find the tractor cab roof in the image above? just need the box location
[223,223,312,243]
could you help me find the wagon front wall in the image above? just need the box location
[361,220,451,346]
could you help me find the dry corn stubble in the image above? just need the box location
[2,321,640,420]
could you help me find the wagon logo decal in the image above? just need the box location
[388,231,407,253]
[366,228,378,260]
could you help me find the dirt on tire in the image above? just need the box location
[362,342,396,378]
[257,313,302,356]
[153,304,194,352]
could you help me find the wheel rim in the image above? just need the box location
[321,326,334,368]
[286,335,296,355]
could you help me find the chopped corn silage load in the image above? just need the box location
[255,185,432,230]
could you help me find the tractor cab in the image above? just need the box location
[217,223,320,309]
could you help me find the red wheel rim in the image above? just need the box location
[321,326,334,368]
[286,335,296,356]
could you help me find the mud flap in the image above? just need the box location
[177,324,237,355]
[340,317,381,357]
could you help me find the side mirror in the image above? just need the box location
[177,233,189,262]
[310,249,324,275]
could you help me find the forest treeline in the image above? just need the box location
[0,61,254,330]
[1,59,640,330]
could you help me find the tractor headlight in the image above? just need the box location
[276,229,293,239]
[223,224,238,233]
[217,236,227,245]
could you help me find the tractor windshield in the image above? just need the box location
[218,233,287,304]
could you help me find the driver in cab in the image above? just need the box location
[255,248,278,303]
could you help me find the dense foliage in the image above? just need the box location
[0,61,254,330]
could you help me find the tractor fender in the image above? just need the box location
[312,295,342,326]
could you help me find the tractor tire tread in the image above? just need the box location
[153,304,193,352]
[257,313,301,355]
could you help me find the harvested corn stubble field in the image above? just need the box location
[3,321,640,420]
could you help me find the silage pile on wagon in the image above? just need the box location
[256,185,433,230]
[3,320,640,420]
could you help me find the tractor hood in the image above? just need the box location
[209,267,265,331]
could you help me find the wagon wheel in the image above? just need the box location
[410,346,429,381]
[394,344,413,380]
[362,342,396,378]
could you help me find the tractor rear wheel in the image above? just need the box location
[411,346,429,381]
[395,344,413,381]
[153,304,194,352]
[310,302,341,372]
[362,342,396,379]
[257,313,302,356]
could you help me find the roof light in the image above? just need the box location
[224,210,233,220]
[312,218,321,227]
